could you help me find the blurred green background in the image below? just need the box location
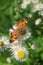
[0,0,43,65]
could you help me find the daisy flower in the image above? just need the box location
[6,57,11,63]
[21,0,31,9]
[21,3,27,9]
[0,36,9,46]
[35,18,41,25]
[28,43,36,50]
[32,3,43,12]
[32,5,38,12]
[0,36,9,51]
[10,40,22,51]
[10,44,19,51]
[32,0,39,4]
[13,47,28,62]
[36,3,43,11]
[23,0,31,5]
[31,45,36,50]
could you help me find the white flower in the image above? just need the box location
[32,3,43,12]
[9,29,13,34]
[10,44,20,54]
[22,32,31,40]
[32,0,39,4]
[0,36,9,46]
[21,28,31,40]
[21,3,27,9]
[6,58,11,63]
[13,40,19,44]
[31,45,36,50]
[0,36,9,51]
[10,40,22,51]
[21,0,31,9]
[36,3,43,10]
[32,6,38,12]
[23,0,31,5]
[41,11,43,16]
[13,47,28,62]
[13,24,17,29]
[35,18,41,25]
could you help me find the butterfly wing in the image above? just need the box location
[10,29,20,43]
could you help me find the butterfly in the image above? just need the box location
[10,17,28,43]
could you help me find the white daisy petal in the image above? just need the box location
[4,40,9,45]
[21,28,31,40]
[13,40,18,44]
[9,29,13,33]
[10,40,22,52]
[1,36,7,41]
[13,25,17,29]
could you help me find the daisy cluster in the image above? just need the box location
[0,0,43,64]
[21,0,43,16]
[0,23,36,62]
[9,24,31,62]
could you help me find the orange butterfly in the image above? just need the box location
[10,17,28,43]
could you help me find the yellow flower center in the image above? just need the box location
[0,41,4,46]
[37,4,42,8]
[34,0,37,2]
[17,50,25,59]
[26,0,28,2]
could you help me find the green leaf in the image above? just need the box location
[0,0,14,11]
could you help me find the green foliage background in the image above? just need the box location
[0,0,43,65]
